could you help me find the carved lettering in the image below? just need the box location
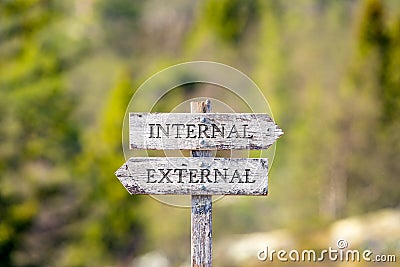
[244,169,255,183]
[227,125,239,138]
[158,169,173,183]
[186,124,197,138]
[148,123,258,139]
[171,124,185,138]
[243,124,253,138]
[147,169,157,183]
[146,168,256,184]
[189,169,199,183]
[156,124,170,138]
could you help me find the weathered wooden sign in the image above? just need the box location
[115,99,283,267]
[129,113,283,150]
[116,157,268,195]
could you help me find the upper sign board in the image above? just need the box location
[129,113,283,150]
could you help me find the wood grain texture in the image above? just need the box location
[115,157,268,195]
[191,194,212,267]
[129,112,283,150]
[191,100,212,267]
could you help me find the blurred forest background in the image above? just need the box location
[1,0,400,266]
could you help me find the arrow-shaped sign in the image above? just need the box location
[129,113,283,150]
[115,157,268,195]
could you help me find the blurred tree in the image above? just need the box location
[204,0,261,44]
[382,14,400,124]
[377,4,400,210]
[185,0,263,65]
[62,70,144,266]
[0,0,80,266]
[97,0,143,56]
[340,0,400,215]
[252,0,356,225]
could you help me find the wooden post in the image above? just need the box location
[191,100,212,267]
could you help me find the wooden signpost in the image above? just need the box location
[115,100,283,267]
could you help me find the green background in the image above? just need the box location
[1,0,399,266]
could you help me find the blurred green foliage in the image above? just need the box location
[1,0,399,266]
[97,0,143,55]
[205,0,261,44]
[0,1,80,266]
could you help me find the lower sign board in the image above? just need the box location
[115,157,268,195]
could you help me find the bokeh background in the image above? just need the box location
[1,0,400,266]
